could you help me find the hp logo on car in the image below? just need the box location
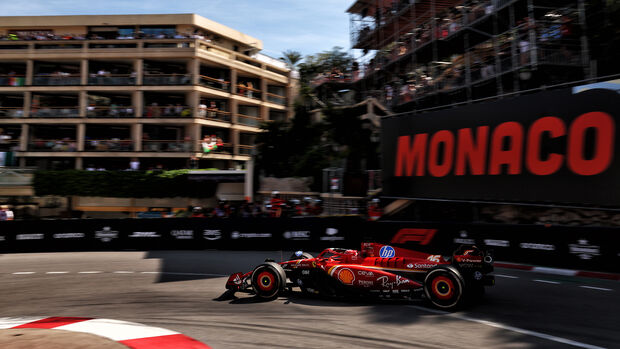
[379,246,395,258]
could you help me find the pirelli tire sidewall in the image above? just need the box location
[251,261,287,299]
[424,265,465,310]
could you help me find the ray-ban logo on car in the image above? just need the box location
[203,230,222,240]
[379,245,396,258]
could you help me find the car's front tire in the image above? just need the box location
[251,262,286,300]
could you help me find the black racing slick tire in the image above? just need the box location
[289,252,314,260]
[424,266,464,310]
[251,262,286,300]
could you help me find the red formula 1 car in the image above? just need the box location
[225,242,494,310]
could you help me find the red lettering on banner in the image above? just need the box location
[488,122,524,175]
[395,134,428,176]
[568,111,615,175]
[393,112,615,178]
[455,126,489,175]
[391,228,437,245]
[526,116,565,175]
[428,130,454,177]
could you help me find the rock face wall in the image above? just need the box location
[259,176,313,193]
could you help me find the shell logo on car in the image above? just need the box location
[337,268,355,285]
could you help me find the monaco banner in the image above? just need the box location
[381,81,620,206]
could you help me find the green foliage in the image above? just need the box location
[322,106,380,172]
[279,49,303,70]
[33,170,217,198]
[298,46,355,85]
[256,104,331,191]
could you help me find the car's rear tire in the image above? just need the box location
[424,266,464,310]
[289,252,313,260]
[251,262,286,300]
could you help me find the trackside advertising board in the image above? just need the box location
[381,81,620,206]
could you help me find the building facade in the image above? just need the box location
[0,14,294,171]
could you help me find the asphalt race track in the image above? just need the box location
[1,251,618,349]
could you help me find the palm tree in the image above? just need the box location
[280,50,303,70]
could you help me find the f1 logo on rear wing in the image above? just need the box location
[390,228,437,245]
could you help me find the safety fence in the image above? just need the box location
[0,217,617,273]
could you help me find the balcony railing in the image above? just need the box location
[32,74,81,86]
[88,74,136,85]
[0,107,25,118]
[29,139,77,151]
[142,140,193,152]
[236,114,262,127]
[0,75,26,86]
[0,139,20,152]
[143,105,192,118]
[30,107,80,118]
[266,92,286,105]
[86,106,135,118]
[236,85,262,100]
[237,144,255,156]
[199,75,230,91]
[143,74,192,85]
[198,108,232,122]
[84,139,133,151]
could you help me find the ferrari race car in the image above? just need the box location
[225,242,494,310]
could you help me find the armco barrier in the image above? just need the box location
[0,217,618,273]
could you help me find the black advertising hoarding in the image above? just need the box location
[382,82,620,206]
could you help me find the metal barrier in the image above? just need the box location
[0,217,617,273]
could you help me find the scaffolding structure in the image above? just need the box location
[346,0,592,112]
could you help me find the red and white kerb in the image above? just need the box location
[0,317,211,349]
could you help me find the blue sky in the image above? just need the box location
[3,0,353,60]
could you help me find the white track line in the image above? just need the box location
[78,271,103,274]
[533,279,560,284]
[162,272,227,277]
[532,267,577,276]
[46,271,69,274]
[113,271,134,274]
[495,274,519,279]
[408,305,605,349]
[12,272,35,275]
[579,286,613,292]
[140,271,159,274]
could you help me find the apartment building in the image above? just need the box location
[0,14,294,171]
